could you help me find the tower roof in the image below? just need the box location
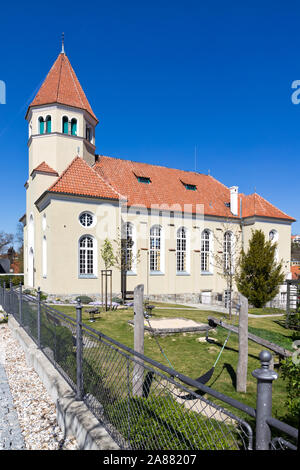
[26,52,98,122]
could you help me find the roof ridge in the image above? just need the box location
[64,54,85,110]
[251,192,293,220]
[98,154,216,178]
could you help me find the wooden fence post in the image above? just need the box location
[133,284,144,397]
[237,293,248,393]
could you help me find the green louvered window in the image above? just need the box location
[46,116,51,133]
[62,116,69,134]
[71,118,77,136]
[39,117,44,134]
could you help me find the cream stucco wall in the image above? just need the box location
[24,191,293,300]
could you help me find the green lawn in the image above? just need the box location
[54,302,298,427]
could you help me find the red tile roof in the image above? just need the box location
[47,156,121,200]
[26,53,97,122]
[31,161,58,176]
[92,155,295,221]
[291,265,300,280]
[239,192,295,221]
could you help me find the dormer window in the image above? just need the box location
[181,181,196,191]
[137,176,151,184]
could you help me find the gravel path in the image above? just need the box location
[0,322,78,450]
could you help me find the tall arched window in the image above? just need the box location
[201,229,211,272]
[79,236,95,276]
[42,236,47,278]
[224,231,233,273]
[39,117,45,134]
[62,116,69,134]
[45,115,51,133]
[177,227,187,272]
[150,225,162,272]
[71,118,77,136]
[125,222,135,272]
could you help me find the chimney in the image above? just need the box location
[230,186,238,216]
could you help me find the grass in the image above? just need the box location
[248,307,285,316]
[54,302,298,428]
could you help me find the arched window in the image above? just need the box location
[177,227,187,272]
[42,236,47,278]
[71,118,77,136]
[150,225,162,272]
[269,230,278,243]
[125,222,135,272]
[79,236,95,276]
[62,116,69,134]
[39,117,45,134]
[224,231,233,273]
[201,229,211,272]
[45,115,51,133]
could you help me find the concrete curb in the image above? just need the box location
[8,316,119,450]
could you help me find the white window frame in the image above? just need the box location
[201,229,213,273]
[150,225,164,274]
[79,211,95,228]
[224,231,234,274]
[125,222,137,274]
[42,235,47,279]
[176,227,190,274]
[78,235,97,278]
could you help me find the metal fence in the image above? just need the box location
[0,281,298,451]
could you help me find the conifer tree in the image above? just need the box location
[235,229,285,308]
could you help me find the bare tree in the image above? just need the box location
[0,231,14,255]
[211,221,242,320]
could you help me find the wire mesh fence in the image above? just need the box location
[0,282,298,451]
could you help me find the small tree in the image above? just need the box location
[113,226,140,301]
[101,238,115,270]
[212,222,242,319]
[100,238,115,310]
[235,229,285,308]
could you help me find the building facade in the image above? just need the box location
[21,49,295,304]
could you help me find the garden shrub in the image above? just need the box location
[75,295,93,304]
[281,356,300,427]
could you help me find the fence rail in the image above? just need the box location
[0,281,298,451]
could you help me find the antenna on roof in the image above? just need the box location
[61,32,65,54]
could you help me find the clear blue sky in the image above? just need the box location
[1,0,300,241]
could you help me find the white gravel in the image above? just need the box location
[0,322,78,450]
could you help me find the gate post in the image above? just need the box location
[133,284,144,397]
[19,282,23,324]
[37,287,41,348]
[3,282,6,311]
[252,350,278,450]
[76,299,83,401]
[9,280,12,313]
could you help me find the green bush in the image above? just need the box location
[0,275,24,286]
[75,295,93,304]
[281,356,300,426]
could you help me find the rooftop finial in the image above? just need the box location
[61,32,65,54]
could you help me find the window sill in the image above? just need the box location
[78,275,98,279]
[201,272,214,276]
[150,271,165,276]
[176,272,190,276]
[126,271,137,276]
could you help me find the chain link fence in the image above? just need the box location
[0,282,298,451]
